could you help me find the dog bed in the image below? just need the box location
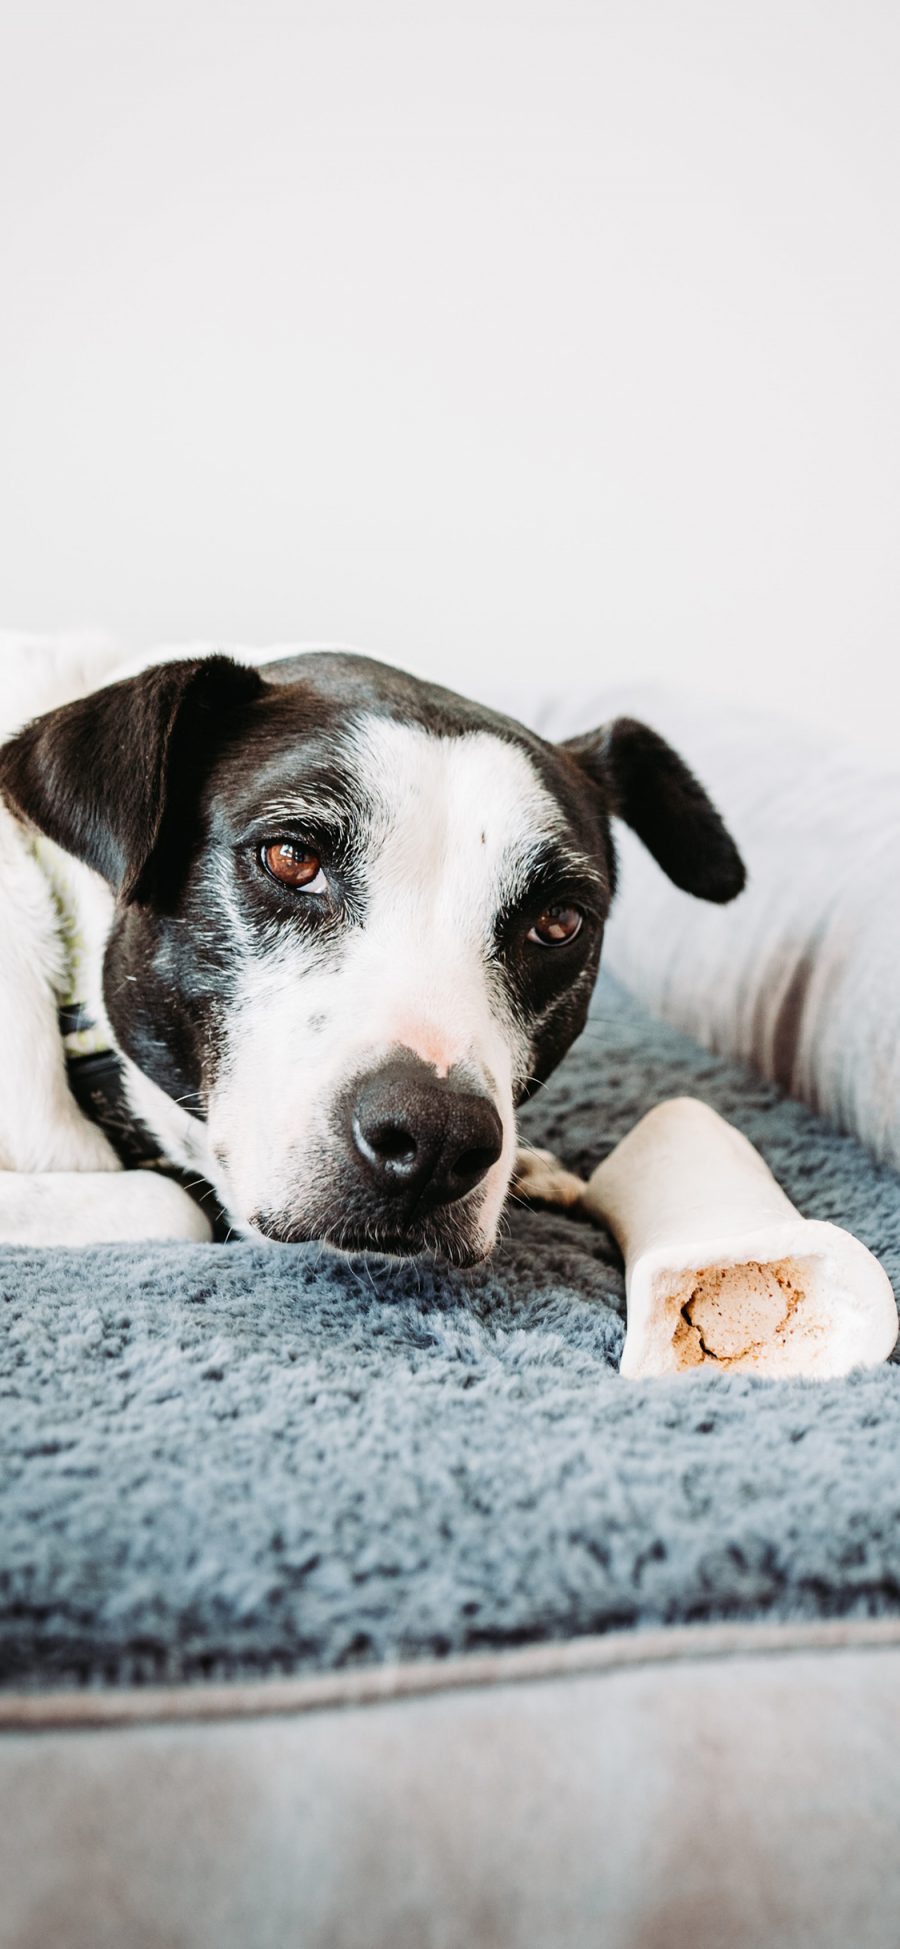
[3,970,899,1692]
[4,970,900,1948]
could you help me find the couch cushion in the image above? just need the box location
[3,1621,900,1949]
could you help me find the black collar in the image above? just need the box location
[63,1007,230,1238]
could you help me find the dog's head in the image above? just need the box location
[0,652,744,1261]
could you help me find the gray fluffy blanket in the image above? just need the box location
[2,976,899,1690]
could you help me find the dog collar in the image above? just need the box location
[30,829,229,1229]
[63,1018,230,1236]
[61,1003,167,1168]
[27,833,109,1051]
[28,833,157,1160]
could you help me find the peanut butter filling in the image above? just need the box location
[668,1257,823,1370]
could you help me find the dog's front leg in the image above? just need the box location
[0,804,121,1174]
[0,1171,213,1245]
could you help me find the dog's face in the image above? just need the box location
[0,653,745,1262]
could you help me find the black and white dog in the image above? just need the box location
[0,649,745,1258]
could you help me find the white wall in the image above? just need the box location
[1,0,898,751]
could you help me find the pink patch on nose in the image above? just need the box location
[393,1022,459,1075]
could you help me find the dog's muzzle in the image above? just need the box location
[250,1052,506,1259]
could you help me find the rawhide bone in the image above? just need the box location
[580,1098,898,1379]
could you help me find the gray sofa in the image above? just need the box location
[5,1619,900,1949]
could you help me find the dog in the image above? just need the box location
[0,648,745,1259]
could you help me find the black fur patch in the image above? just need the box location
[563,716,746,903]
[0,656,265,903]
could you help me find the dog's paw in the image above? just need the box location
[0,1170,214,1246]
[42,1107,124,1174]
[512,1145,587,1209]
[0,1094,123,1175]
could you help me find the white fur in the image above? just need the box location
[0,638,215,1240]
[0,806,119,1174]
[0,639,125,1179]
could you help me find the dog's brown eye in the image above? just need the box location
[261,841,325,890]
[527,904,583,947]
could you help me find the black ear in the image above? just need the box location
[0,654,265,903]
[563,716,746,903]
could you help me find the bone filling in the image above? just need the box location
[669,1259,812,1368]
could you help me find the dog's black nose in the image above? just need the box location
[350,1058,503,1208]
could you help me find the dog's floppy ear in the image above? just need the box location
[563,716,746,902]
[0,654,265,903]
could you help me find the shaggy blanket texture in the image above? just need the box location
[2,976,899,1690]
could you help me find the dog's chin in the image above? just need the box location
[246,1206,492,1268]
[337,1232,491,1269]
